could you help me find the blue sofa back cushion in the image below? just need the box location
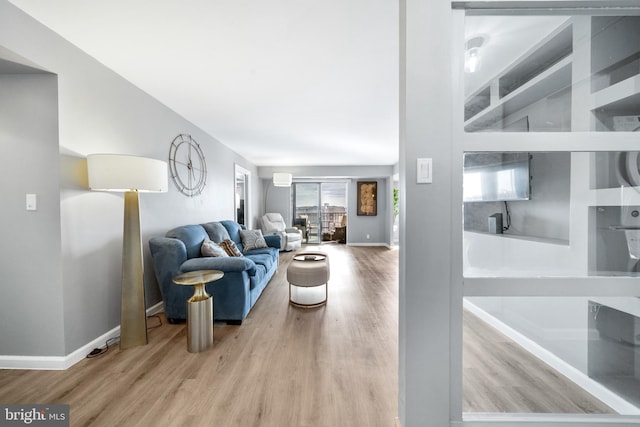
[221,220,244,249]
[202,222,231,243]
[166,224,208,259]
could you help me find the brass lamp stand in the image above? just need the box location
[120,190,147,348]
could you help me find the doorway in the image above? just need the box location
[235,165,250,227]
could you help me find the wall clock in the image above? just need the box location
[169,134,207,196]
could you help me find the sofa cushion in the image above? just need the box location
[202,222,231,243]
[244,246,279,257]
[220,220,244,248]
[220,239,243,257]
[181,256,256,276]
[246,253,275,273]
[166,225,209,259]
[249,264,267,290]
[240,229,268,252]
[201,239,229,257]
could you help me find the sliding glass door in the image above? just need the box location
[293,182,347,244]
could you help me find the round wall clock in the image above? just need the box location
[169,134,207,196]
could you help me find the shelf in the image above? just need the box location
[591,75,640,131]
[591,74,640,112]
[591,16,640,88]
[590,297,640,319]
[499,24,573,99]
[465,230,569,246]
[465,57,572,132]
[587,186,640,206]
[464,86,490,122]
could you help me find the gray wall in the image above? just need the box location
[0,73,64,356]
[464,152,571,241]
[0,1,259,357]
[348,178,390,244]
[263,179,292,226]
[259,165,395,246]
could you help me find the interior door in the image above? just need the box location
[453,5,640,425]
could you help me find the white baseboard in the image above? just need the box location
[348,242,388,247]
[0,302,164,371]
[464,300,640,415]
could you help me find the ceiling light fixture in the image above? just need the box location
[273,172,293,187]
[465,35,486,74]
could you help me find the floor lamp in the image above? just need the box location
[87,154,168,349]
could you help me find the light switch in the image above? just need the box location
[417,158,432,183]
[26,194,37,211]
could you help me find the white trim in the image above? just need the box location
[463,299,640,416]
[347,242,389,247]
[0,302,164,370]
[463,413,640,426]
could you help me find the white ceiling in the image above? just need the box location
[8,0,400,167]
[7,2,570,168]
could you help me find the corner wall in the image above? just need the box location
[0,73,63,357]
[399,0,453,425]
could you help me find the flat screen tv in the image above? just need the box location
[463,152,530,202]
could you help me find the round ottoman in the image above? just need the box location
[287,252,330,307]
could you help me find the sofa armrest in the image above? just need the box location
[181,256,257,276]
[149,237,187,273]
[264,234,282,249]
[285,227,302,235]
[149,236,188,300]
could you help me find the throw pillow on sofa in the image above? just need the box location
[220,239,243,257]
[201,239,229,257]
[240,229,268,252]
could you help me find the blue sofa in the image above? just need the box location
[148,220,281,324]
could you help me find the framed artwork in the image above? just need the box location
[357,181,377,216]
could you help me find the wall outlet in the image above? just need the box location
[366,234,371,239]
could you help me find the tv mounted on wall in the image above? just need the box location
[463,152,531,202]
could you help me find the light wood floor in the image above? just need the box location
[0,245,613,427]
[463,309,614,414]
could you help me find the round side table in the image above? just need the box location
[172,270,224,353]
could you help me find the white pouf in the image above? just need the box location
[287,252,330,307]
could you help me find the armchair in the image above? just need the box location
[261,213,303,251]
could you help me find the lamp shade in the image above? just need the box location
[88,154,168,192]
[272,172,292,187]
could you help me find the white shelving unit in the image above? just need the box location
[464,16,640,133]
[464,16,640,275]
[463,14,640,411]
